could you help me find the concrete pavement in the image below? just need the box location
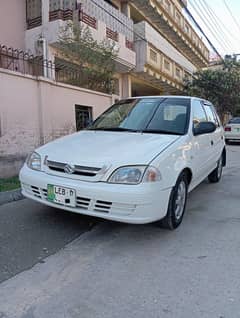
[0,200,97,283]
[0,145,240,318]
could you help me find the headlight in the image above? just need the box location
[26,152,41,171]
[108,166,161,184]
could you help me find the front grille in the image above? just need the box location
[94,200,112,213]
[76,196,91,209]
[46,160,101,177]
[31,186,41,198]
[42,188,47,198]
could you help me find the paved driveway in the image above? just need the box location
[0,145,239,318]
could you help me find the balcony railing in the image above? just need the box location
[27,16,42,30]
[78,0,134,43]
[134,21,194,91]
[49,9,73,22]
[0,44,114,94]
[49,0,76,18]
[147,45,192,84]
[79,10,97,29]
[131,0,209,67]
[106,28,119,42]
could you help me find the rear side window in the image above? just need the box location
[192,100,207,129]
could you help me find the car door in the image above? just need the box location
[191,99,213,184]
[202,102,224,164]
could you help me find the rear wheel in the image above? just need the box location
[159,173,188,230]
[208,154,223,183]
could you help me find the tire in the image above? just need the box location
[208,154,223,183]
[158,173,188,230]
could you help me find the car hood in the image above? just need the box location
[38,130,180,167]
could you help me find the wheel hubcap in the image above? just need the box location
[174,181,187,220]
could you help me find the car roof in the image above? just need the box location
[126,95,208,102]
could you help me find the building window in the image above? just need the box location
[75,105,93,131]
[164,59,171,71]
[176,67,181,78]
[192,32,197,44]
[150,48,158,63]
[164,0,171,13]
[184,23,190,34]
[184,71,191,81]
[175,11,181,25]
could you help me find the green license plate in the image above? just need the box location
[47,184,76,207]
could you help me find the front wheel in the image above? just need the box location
[208,154,223,183]
[159,173,188,230]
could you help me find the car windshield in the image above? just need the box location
[88,98,190,135]
[229,117,240,124]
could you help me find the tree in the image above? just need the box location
[55,22,118,94]
[184,58,240,121]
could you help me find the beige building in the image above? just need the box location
[23,0,209,95]
[0,0,209,177]
[1,0,209,96]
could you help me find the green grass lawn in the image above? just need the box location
[0,176,20,192]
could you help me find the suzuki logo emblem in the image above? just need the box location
[64,164,75,174]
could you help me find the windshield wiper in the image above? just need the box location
[88,127,139,132]
[140,129,183,135]
[88,127,183,135]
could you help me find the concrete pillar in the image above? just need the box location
[121,74,132,98]
[47,47,56,80]
[41,0,50,78]
[42,0,50,25]
[37,81,44,146]
[121,2,131,18]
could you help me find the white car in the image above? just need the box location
[20,96,226,230]
[224,117,240,144]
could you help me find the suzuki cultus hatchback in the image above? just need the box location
[20,97,226,230]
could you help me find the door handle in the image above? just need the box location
[211,140,214,146]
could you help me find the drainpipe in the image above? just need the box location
[41,36,48,78]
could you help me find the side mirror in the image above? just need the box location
[193,121,216,136]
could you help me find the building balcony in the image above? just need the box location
[130,0,209,68]
[133,21,194,93]
[25,0,136,72]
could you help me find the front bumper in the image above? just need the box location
[19,165,171,224]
